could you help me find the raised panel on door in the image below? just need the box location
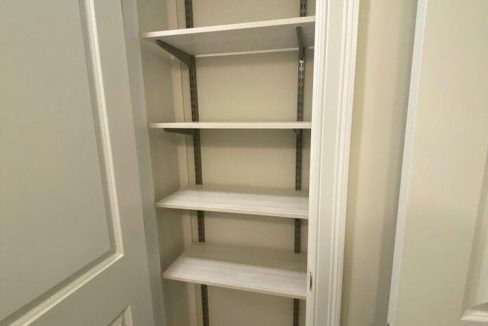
[388,0,488,325]
[0,0,155,325]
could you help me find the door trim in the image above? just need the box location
[119,0,167,325]
[306,0,360,325]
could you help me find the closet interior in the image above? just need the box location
[137,0,316,324]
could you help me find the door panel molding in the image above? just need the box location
[461,155,488,322]
[109,306,134,326]
[80,0,124,255]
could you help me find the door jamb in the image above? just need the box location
[306,0,360,325]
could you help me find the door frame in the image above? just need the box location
[306,0,360,325]
[120,1,167,325]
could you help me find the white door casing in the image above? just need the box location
[0,0,156,325]
[387,0,488,325]
[306,0,359,325]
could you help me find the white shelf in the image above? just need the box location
[142,16,315,57]
[150,121,312,130]
[163,243,307,299]
[156,185,308,219]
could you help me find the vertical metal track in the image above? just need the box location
[189,57,205,242]
[299,0,307,16]
[184,1,209,325]
[294,1,307,325]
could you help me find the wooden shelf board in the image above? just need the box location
[150,122,312,130]
[163,243,307,299]
[156,185,309,219]
[142,16,315,56]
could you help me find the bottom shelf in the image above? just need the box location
[162,243,307,299]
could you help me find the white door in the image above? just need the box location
[387,0,488,325]
[0,0,156,325]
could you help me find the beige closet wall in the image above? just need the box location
[342,0,417,325]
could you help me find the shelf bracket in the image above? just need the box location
[155,40,193,67]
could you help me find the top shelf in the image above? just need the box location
[142,16,315,57]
